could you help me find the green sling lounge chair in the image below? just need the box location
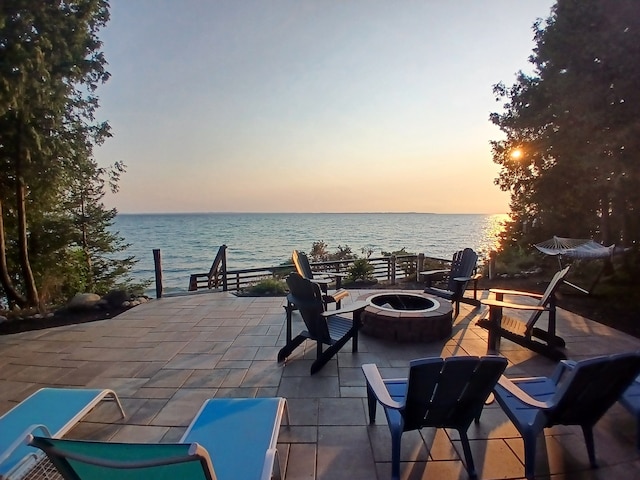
[29,397,288,480]
[362,356,507,480]
[0,387,125,480]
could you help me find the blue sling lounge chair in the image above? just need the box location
[29,397,288,480]
[0,387,125,480]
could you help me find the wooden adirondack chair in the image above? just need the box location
[362,356,508,479]
[493,353,640,479]
[477,266,571,360]
[421,248,481,318]
[278,272,367,375]
[292,250,349,308]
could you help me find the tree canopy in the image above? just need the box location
[0,1,139,309]
[490,0,640,250]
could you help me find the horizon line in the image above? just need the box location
[115,211,510,216]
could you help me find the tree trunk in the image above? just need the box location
[16,119,40,309]
[0,198,28,308]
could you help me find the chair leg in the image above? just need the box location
[366,384,377,424]
[581,424,598,468]
[389,425,403,480]
[522,431,538,479]
[277,335,306,362]
[458,430,477,478]
[636,413,640,451]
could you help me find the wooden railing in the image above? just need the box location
[154,248,460,298]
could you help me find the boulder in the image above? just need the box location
[67,293,101,311]
[102,289,131,308]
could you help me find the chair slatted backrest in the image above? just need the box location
[28,437,216,480]
[403,356,507,432]
[445,248,478,292]
[548,353,640,426]
[286,273,332,344]
[525,265,571,328]
[292,250,315,280]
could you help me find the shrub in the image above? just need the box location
[346,258,375,283]
[245,278,287,296]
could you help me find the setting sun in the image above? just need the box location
[510,149,523,160]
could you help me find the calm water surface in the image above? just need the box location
[113,213,508,295]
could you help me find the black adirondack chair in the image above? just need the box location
[362,355,508,479]
[493,352,640,479]
[422,248,481,317]
[278,272,366,375]
[292,250,349,307]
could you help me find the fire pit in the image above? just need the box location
[360,292,453,342]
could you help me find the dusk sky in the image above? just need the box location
[96,0,556,214]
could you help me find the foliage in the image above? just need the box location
[346,258,375,283]
[490,0,640,251]
[307,241,356,263]
[0,1,138,307]
[245,278,287,296]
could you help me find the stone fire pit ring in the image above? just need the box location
[360,292,453,342]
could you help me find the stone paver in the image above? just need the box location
[1,288,640,479]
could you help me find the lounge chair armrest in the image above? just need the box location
[481,299,548,311]
[496,376,554,410]
[361,364,403,410]
[0,424,52,466]
[489,288,544,299]
[323,300,368,317]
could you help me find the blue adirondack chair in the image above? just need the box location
[493,352,640,479]
[362,356,508,479]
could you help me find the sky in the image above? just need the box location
[96,0,556,214]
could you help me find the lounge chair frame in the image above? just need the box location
[0,387,125,480]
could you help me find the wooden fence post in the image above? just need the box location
[153,249,163,298]
[390,255,396,285]
[488,250,497,280]
[417,253,424,281]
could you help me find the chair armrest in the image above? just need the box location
[550,359,578,383]
[323,300,368,317]
[453,276,472,282]
[481,299,548,311]
[489,288,544,299]
[496,376,554,410]
[361,364,403,410]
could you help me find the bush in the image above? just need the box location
[245,278,287,296]
[346,258,375,283]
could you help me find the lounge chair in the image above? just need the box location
[421,248,481,318]
[0,387,125,480]
[362,355,508,479]
[278,272,367,374]
[477,265,570,360]
[292,250,349,308]
[29,397,288,480]
[493,352,640,479]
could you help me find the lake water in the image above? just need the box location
[113,213,508,295]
